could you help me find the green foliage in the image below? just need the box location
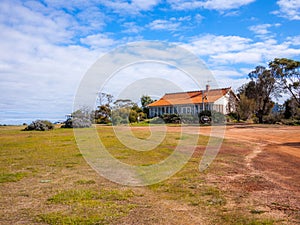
[237,66,278,123]
[262,114,282,124]
[150,116,165,124]
[236,94,256,121]
[94,104,111,124]
[269,58,300,106]
[211,111,226,124]
[227,112,239,121]
[24,120,54,131]
[161,114,181,124]
[284,97,300,119]
[111,99,145,124]
[141,95,154,118]
[180,114,199,124]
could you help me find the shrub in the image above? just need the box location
[227,112,239,121]
[24,120,54,131]
[211,111,226,124]
[150,117,165,124]
[180,114,199,124]
[61,117,92,128]
[161,114,181,124]
[198,110,226,125]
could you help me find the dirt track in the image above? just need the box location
[188,124,300,223]
[132,124,300,223]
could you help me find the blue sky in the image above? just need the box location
[1,0,300,124]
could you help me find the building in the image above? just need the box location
[147,85,239,118]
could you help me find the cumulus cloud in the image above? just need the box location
[273,0,300,20]
[0,0,109,123]
[148,19,181,31]
[80,34,117,49]
[102,0,161,14]
[168,0,255,11]
[183,34,300,66]
[248,23,281,39]
[180,34,300,91]
[122,22,144,34]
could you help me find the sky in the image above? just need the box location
[1,0,300,124]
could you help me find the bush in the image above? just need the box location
[198,110,226,125]
[211,111,226,124]
[280,119,300,125]
[161,114,181,124]
[150,117,165,124]
[227,112,239,121]
[61,117,92,128]
[262,114,282,124]
[180,114,199,124]
[24,120,54,131]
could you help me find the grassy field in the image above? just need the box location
[0,125,291,224]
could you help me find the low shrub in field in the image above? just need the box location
[24,120,54,131]
[61,117,92,128]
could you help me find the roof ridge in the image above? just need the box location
[165,87,231,95]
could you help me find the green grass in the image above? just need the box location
[0,172,26,183]
[48,189,134,204]
[217,212,275,225]
[38,189,136,224]
[0,125,283,224]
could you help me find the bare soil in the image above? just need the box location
[170,124,300,224]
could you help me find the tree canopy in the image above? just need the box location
[269,58,300,106]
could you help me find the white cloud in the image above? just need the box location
[0,0,109,123]
[183,34,300,66]
[249,24,272,35]
[274,0,300,20]
[286,35,300,45]
[122,22,144,33]
[195,14,205,22]
[148,19,181,31]
[80,34,116,49]
[248,23,281,39]
[201,0,255,10]
[102,0,161,14]
[168,0,255,11]
[184,35,252,55]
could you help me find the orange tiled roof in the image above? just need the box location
[147,88,231,107]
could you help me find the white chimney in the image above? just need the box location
[206,84,210,91]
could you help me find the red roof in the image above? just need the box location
[147,88,231,107]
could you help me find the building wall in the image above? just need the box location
[149,103,227,118]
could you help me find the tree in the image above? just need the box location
[111,99,145,124]
[236,94,256,121]
[238,66,279,123]
[269,58,300,106]
[141,95,154,118]
[94,93,113,124]
[283,98,300,119]
[249,66,279,123]
[94,104,111,124]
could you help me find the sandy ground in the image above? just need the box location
[131,124,300,223]
[178,124,300,223]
